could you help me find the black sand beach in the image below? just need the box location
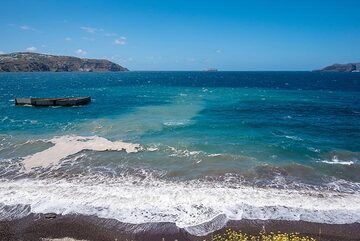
[1,214,359,241]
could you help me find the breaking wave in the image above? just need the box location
[0,174,359,236]
[321,156,356,165]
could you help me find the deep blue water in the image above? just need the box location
[0,72,359,231]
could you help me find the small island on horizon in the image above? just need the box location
[316,62,360,72]
[0,52,128,72]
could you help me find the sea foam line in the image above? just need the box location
[21,135,140,172]
[0,177,359,236]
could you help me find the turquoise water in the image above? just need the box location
[0,72,359,234]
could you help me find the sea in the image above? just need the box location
[0,71,359,235]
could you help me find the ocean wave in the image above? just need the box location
[0,175,359,236]
[321,156,356,165]
[21,135,140,172]
[164,145,226,159]
[271,131,303,141]
[207,153,222,157]
[163,120,191,127]
[168,146,202,157]
[0,203,31,221]
[284,135,303,141]
[1,116,39,126]
[307,147,320,153]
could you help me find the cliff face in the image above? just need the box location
[0,52,128,72]
[317,63,360,72]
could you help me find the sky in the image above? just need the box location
[0,0,359,71]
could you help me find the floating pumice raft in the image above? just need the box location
[21,135,140,172]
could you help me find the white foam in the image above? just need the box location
[167,146,202,157]
[0,176,359,236]
[147,147,159,152]
[163,120,190,127]
[208,153,222,157]
[321,156,355,165]
[21,135,140,172]
[307,147,320,153]
[284,135,303,141]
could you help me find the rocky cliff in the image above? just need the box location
[0,52,128,72]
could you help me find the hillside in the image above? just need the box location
[0,52,128,72]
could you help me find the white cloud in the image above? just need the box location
[105,32,117,37]
[0,51,4,54]
[26,46,37,52]
[82,37,95,41]
[81,26,120,39]
[111,55,133,63]
[75,49,87,55]
[114,37,126,45]
[81,26,96,33]
[8,24,38,32]
[19,25,37,31]
[20,25,30,30]
[80,26,103,34]
[65,37,72,41]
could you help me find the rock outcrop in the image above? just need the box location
[316,63,360,72]
[0,52,128,72]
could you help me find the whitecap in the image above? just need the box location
[167,146,202,157]
[307,147,320,153]
[147,147,159,152]
[321,156,355,165]
[284,135,303,141]
[163,120,190,127]
[207,154,222,157]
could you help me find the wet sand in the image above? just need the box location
[0,214,359,241]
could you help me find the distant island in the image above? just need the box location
[0,52,128,72]
[204,68,218,72]
[316,62,360,72]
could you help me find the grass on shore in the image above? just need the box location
[208,229,316,241]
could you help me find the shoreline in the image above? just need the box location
[1,214,359,241]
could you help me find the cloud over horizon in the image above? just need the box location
[26,46,37,52]
[75,49,87,55]
[114,37,126,45]
[80,26,104,34]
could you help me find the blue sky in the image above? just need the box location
[1,0,359,70]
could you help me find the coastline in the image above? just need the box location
[1,213,359,241]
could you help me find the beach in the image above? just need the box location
[1,214,360,241]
